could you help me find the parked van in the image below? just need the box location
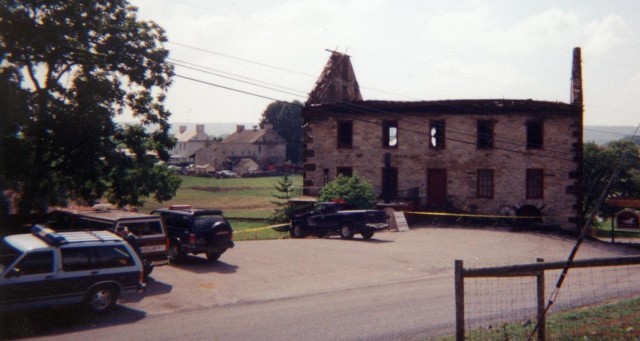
[44,206,169,275]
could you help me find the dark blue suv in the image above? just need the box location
[152,205,234,263]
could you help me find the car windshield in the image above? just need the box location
[193,215,226,230]
[0,240,22,273]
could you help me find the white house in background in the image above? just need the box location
[195,124,286,171]
[169,124,212,164]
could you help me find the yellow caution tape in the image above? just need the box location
[404,211,541,219]
[235,210,540,234]
[235,223,290,233]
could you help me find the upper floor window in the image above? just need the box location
[526,169,544,199]
[477,120,494,149]
[337,121,353,149]
[526,120,543,149]
[429,120,445,149]
[383,120,398,148]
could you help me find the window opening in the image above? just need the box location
[477,120,494,149]
[383,120,398,148]
[337,121,353,148]
[429,120,445,149]
[526,121,543,149]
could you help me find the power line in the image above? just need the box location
[172,61,307,99]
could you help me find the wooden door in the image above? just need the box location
[427,169,447,206]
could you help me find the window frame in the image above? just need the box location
[382,120,398,148]
[477,169,494,199]
[337,120,353,149]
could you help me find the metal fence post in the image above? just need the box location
[455,259,465,341]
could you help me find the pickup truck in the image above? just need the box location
[290,202,388,239]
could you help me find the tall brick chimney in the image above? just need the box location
[236,125,245,133]
[571,47,583,106]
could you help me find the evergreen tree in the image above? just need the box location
[269,175,294,223]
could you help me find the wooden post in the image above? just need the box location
[455,260,465,341]
[611,212,615,243]
[536,258,546,341]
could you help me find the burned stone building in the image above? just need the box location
[302,50,584,231]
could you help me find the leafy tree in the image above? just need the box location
[583,140,640,219]
[319,173,376,209]
[259,101,304,164]
[0,0,180,214]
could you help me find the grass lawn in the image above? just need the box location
[431,297,640,340]
[139,175,301,240]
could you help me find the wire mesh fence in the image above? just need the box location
[457,257,640,340]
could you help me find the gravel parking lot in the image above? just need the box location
[122,226,639,315]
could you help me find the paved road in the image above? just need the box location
[4,227,639,340]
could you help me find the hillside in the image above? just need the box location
[584,126,637,145]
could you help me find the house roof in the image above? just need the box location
[303,99,580,117]
[175,126,210,142]
[222,128,267,144]
[222,127,284,144]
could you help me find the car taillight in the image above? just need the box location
[230,231,234,241]
[189,233,196,245]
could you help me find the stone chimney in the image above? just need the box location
[179,125,187,134]
[196,124,205,133]
[571,47,583,106]
[236,125,245,133]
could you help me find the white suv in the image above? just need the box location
[0,225,144,313]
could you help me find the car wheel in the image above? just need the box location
[290,223,305,238]
[361,229,374,240]
[86,286,118,313]
[206,251,222,261]
[168,242,185,264]
[339,224,354,239]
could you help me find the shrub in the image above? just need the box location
[318,173,376,209]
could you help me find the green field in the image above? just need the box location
[139,175,302,240]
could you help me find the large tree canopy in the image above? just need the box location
[0,0,180,216]
[259,100,304,164]
[583,140,640,219]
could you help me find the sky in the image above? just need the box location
[128,0,640,127]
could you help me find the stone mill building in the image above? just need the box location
[301,49,585,231]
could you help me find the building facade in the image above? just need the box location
[195,124,286,171]
[170,124,212,164]
[302,50,584,231]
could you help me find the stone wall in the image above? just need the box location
[303,108,581,230]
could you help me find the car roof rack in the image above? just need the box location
[31,225,122,246]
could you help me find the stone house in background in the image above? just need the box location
[195,124,286,171]
[301,50,584,231]
[170,124,212,164]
